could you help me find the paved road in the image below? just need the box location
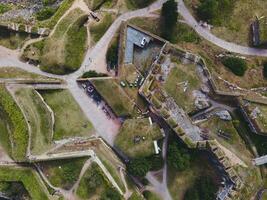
[178,0,267,57]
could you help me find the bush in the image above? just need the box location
[106,37,119,69]
[128,0,155,8]
[263,62,267,78]
[197,0,234,25]
[100,187,121,200]
[161,0,178,42]
[222,57,247,76]
[43,0,57,5]
[167,140,191,171]
[36,7,57,21]
[81,70,108,78]
[0,3,11,14]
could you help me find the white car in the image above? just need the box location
[141,38,147,47]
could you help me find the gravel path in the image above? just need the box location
[178,0,267,57]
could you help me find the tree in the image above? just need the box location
[263,62,267,78]
[36,7,56,21]
[127,158,151,177]
[161,0,178,42]
[167,142,191,171]
[101,188,121,200]
[222,57,247,76]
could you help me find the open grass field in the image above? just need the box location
[185,0,267,46]
[199,116,253,164]
[92,79,134,117]
[90,13,114,43]
[115,118,162,158]
[167,152,220,200]
[0,67,52,80]
[14,88,53,155]
[164,63,202,113]
[0,85,28,161]
[40,157,88,189]
[38,89,94,140]
[76,162,121,200]
[24,8,88,74]
[0,166,50,200]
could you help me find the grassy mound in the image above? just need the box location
[0,85,28,161]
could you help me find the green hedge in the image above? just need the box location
[0,86,28,161]
[222,57,247,76]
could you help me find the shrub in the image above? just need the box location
[127,158,151,177]
[263,62,267,78]
[161,0,178,42]
[128,0,155,8]
[0,3,11,14]
[43,0,57,5]
[222,57,247,76]
[100,187,121,200]
[106,37,119,69]
[81,70,108,78]
[36,7,57,21]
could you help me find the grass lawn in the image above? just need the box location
[167,152,220,200]
[0,166,50,200]
[164,63,201,113]
[76,162,121,199]
[0,67,52,80]
[92,79,134,117]
[40,158,88,190]
[115,118,162,158]
[90,13,114,43]
[38,89,94,140]
[14,88,53,155]
[26,8,88,75]
[184,0,267,46]
[199,116,253,164]
[0,85,28,161]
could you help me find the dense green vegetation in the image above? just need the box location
[161,0,178,42]
[176,23,201,43]
[127,0,155,9]
[106,36,119,69]
[0,85,28,161]
[0,167,49,200]
[36,7,57,21]
[76,163,121,200]
[263,62,267,78]
[126,155,163,177]
[197,0,234,25]
[40,158,87,189]
[0,182,30,199]
[222,57,247,76]
[81,70,108,78]
[167,140,191,171]
[0,3,11,14]
[184,176,217,200]
[43,0,57,5]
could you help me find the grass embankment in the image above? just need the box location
[92,79,134,117]
[38,89,94,140]
[38,0,75,29]
[115,118,162,158]
[164,63,201,113]
[0,85,28,161]
[24,8,88,75]
[14,88,53,155]
[0,167,49,200]
[0,67,52,80]
[90,13,114,43]
[40,158,88,189]
[76,162,121,200]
